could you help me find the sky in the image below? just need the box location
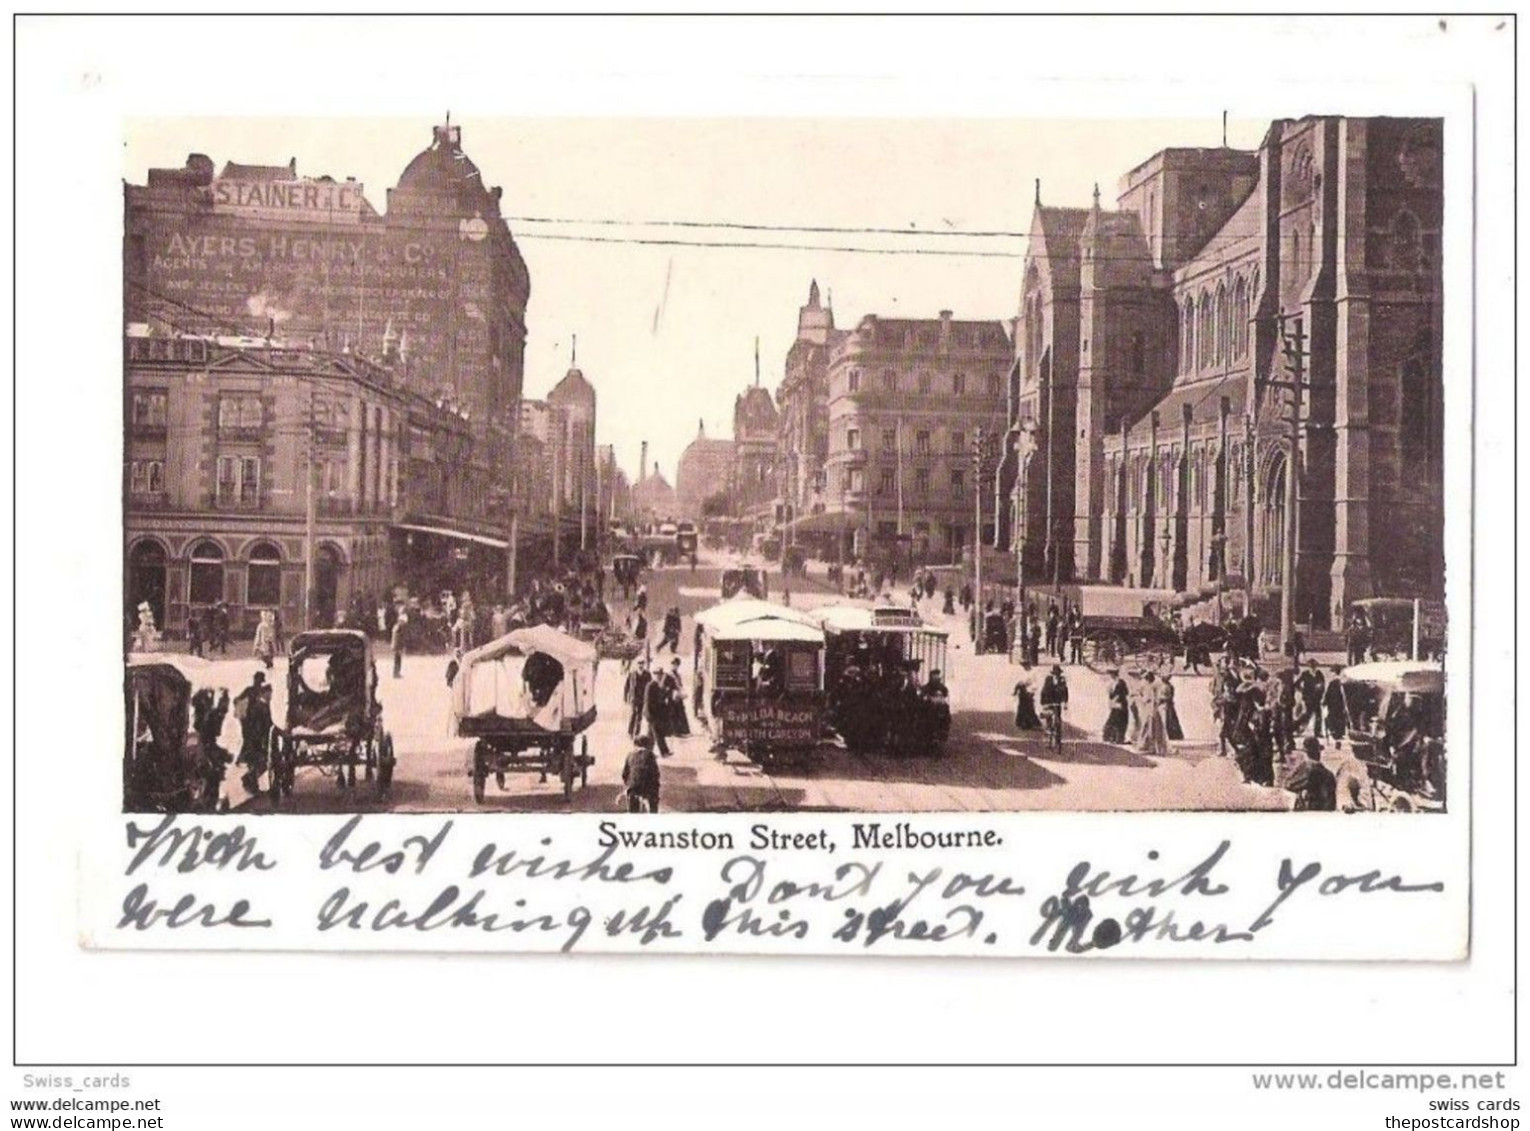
[124,115,1266,482]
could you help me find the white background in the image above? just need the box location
[5,11,1518,1125]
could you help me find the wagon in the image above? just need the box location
[1060,586,1184,673]
[269,630,394,803]
[125,658,223,813]
[452,624,598,803]
[1340,660,1446,810]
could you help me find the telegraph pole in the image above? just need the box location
[1277,315,1307,657]
[303,381,317,630]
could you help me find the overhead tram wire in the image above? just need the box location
[507,214,1034,240]
[511,231,1027,258]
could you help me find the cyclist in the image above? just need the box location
[1039,664,1070,754]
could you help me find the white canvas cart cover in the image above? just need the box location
[452,626,597,732]
[1340,660,1444,695]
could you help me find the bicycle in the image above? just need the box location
[1040,703,1064,756]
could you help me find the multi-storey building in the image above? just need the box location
[774,281,846,540]
[731,380,780,526]
[1005,116,1444,630]
[124,120,531,617]
[124,332,479,638]
[822,310,1013,565]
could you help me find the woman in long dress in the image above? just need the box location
[1012,664,1042,730]
[1162,674,1184,741]
[1136,671,1171,757]
[1125,672,1142,746]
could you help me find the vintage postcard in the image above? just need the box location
[93,99,1471,960]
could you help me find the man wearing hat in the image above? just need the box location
[1285,737,1337,812]
[233,670,273,794]
[1038,664,1069,748]
[1322,665,1348,742]
[1102,669,1130,744]
[621,734,661,813]
[1295,658,1326,737]
[624,660,651,738]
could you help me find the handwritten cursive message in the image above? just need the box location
[105,815,1451,958]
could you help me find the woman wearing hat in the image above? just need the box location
[1011,662,1041,731]
[1135,670,1170,758]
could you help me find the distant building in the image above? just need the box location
[675,420,736,521]
[775,280,847,537]
[631,459,677,522]
[732,380,781,525]
[1005,115,1444,629]
[822,310,1013,565]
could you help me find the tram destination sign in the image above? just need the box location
[211,177,366,224]
[718,701,819,746]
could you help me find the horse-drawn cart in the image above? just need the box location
[452,625,598,803]
[1072,587,1182,673]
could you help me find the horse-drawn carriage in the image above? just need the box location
[1340,660,1446,811]
[268,630,395,803]
[451,625,598,803]
[124,657,224,812]
[1069,586,1184,673]
[611,552,644,600]
[811,605,951,756]
[721,565,768,600]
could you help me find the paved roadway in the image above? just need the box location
[176,553,1325,814]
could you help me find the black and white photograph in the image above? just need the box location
[122,111,1447,817]
[10,11,1517,1114]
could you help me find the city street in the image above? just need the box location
[191,556,1307,814]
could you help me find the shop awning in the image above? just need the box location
[393,522,509,550]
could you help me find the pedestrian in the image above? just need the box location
[657,607,682,654]
[1011,662,1041,731]
[190,687,232,804]
[445,647,463,687]
[1162,674,1184,742]
[271,607,285,657]
[1323,666,1348,742]
[1102,668,1130,744]
[943,587,955,615]
[186,609,205,658]
[631,609,648,643]
[1026,617,1042,668]
[1295,659,1325,736]
[644,668,673,758]
[390,607,409,679]
[625,661,651,737]
[1045,602,1060,658]
[1346,612,1369,666]
[253,609,277,670]
[635,583,648,615]
[233,671,273,795]
[1067,606,1085,664]
[693,621,704,667]
[1135,670,1170,757]
[621,735,661,813]
[491,604,509,641]
[1286,737,1338,812]
[664,658,690,737]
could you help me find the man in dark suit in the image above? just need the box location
[625,661,650,738]
[1286,737,1337,811]
[644,672,673,758]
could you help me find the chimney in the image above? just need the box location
[640,440,648,483]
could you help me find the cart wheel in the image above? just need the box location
[495,770,506,791]
[471,769,486,804]
[1083,634,1124,673]
[377,734,394,795]
[580,735,590,788]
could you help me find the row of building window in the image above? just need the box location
[130,537,284,607]
[131,390,358,435]
[1180,275,1254,374]
[842,466,968,495]
[843,370,1004,397]
[844,427,971,455]
[1104,442,1247,516]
